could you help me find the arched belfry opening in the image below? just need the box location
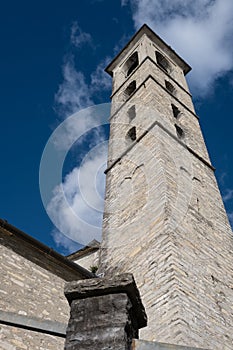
[165,80,176,95]
[175,123,184,139]
[126,126,136,142]
[124,51,139,77]
[124,80,136,99]
[155,51,171,73]
[171,104,180,118]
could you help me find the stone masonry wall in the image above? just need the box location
[101,118,233,349]
[101,31,233,349]
[0,324,65,350]
[0,241,69,349]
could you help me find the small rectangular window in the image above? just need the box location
[175,124,184,139]
[126,126,136,141]
[156,51,171,73]
[128,105,136,122]
[124,80,136,100]
[171,104,180,118]
[124,52,139,77]
[165,80,176,95]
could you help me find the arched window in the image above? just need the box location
[126,126,136,141]
[155,51,171,73]
[165,80,176,95]
[175,124,184,139]
[128,105,136,122]
[124,52,139,77]
[124,80,136,98]
[171,104,180,118]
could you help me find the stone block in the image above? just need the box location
[64,273,147,350]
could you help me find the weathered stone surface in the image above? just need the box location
[100,24,233,349]
[0,324,66,350]
[64,274,147,350]
[0,222,88,350]
[132,339,207,350]
[65,294,132,350]
[65,273,147,329]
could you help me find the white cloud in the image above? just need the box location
[128,0,233,96]
[55,44,111,117]
[221,186,233,228]
[47,142,107,247]
[54,22,112,117]
[227,212,233,228]
[113,33,131,55]
[223,188,233,202]
[49,23,112,250]
[121,0,129,6]
[52,229,81,254]
[54,55,93,117]
[70,21,92,48]
[219,171,227,185]
[90,57,112,92]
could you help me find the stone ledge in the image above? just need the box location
[0,310,66,337]
[64,273,147,329]
[132,340,208,350]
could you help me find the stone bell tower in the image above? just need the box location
[100,24,233,349]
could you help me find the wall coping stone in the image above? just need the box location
[64,273,147,329]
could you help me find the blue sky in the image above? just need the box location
[1,0,233,255]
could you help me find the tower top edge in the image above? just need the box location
[105,23,192,76]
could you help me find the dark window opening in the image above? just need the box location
[126,126,136,141]
[165,81,176,95]
[124,80,136,98]
[124,52,139,77]
[128,105,136,122]
[171,104,180,118]
[175,124,184,139]
[155,51,171,73]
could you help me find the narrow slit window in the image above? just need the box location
[165,81,176,95]
[155,51,171,73]
[124,80,136,98]
[124,52,139,77]
[126,126,136,141]
[128,105,136,122]
[171,104,180,118]
[175,124,184,139]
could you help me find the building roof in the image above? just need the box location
[105,23,191,76]
[67,239,100,261]
[0,219,93,281]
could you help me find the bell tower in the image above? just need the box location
[100,24,233,349]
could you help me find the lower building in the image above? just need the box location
[0,219,92,350]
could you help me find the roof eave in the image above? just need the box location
[105,24,191,76]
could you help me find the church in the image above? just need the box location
[1,24,233,350]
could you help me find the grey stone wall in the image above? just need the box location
[0,324,65,350]
[0,243,69,323]
[0,236,69,349]
[101,28,233,349]
[132,339,207,350]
